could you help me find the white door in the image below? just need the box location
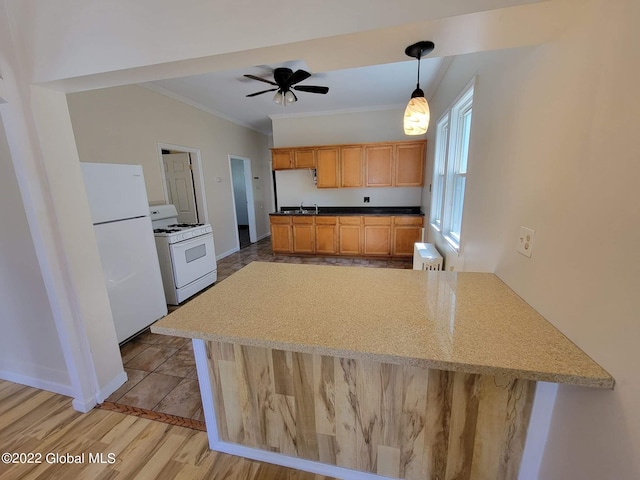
[93,216,167,343]
[163,153,198,224]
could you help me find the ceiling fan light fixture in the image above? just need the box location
[403,41,434,136]
[284,90,297,104]
[273,90,284,105]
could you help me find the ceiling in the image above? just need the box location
[142,56,444,135]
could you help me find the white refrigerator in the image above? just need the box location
[81,162,167,343]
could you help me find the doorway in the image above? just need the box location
[157,143,208,224]
[229,156,257,249]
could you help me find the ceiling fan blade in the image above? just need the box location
[243,74,278,86]
[293,85,329,94]
[288,69,312,86]
[246,88,279,97]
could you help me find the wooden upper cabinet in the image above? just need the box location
[272,149,294,170]
[394,142,425,186]
[365,145,394,187]
[294,149,316,168]
[273,141,425,187]
[316,148,340,188]
[340,146,364,187]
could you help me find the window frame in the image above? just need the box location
[430,79,475,252]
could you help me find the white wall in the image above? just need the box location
[0,4,125,411]
[272,108,426,208]
[66,85,273,257]
[425,1,640,477]
[231,159,249,225]
[0,109,70,393]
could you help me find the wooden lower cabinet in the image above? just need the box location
[292,217,315,253]
[270,215,423,257]
[392,216,424,256]
[315,216,338,254]
[270,216,293,253]
[363,217,392,256]
[338,216,362,255]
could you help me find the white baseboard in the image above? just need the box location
[217,247,239,260]
[257,232,270,241]
[211,440,392,480]
[0,369,74,398]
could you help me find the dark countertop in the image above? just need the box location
[270,206,424,216]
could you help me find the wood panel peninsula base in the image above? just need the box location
[151,262,614,480]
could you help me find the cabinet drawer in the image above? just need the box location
[393,216,423,226]
[270,215,292,224]
[292,216,314,225]
[338,216,362,225]
[363,216,392,225]
[315,216,337,225]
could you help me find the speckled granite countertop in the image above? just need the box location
[151,262,614,389]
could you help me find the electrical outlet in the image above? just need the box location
[517,226,535,257]
[364,197,370,203]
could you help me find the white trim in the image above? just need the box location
[0,370,74,398]
[192,338,399,480]
[213,441,395,480]
[95,370,128,404]
[228,155,258,247]
[193,339,220,447]
[519,382,559,480]
[141,83,263,134]
[156,142,209,224]
[257,232,271,241]
[216,246,240,261]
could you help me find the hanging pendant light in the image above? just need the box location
[404,41,435,135]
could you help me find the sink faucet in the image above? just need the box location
[314,203,318,214]
[299,202,304,213]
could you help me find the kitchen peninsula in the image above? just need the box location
[151,262,613,480]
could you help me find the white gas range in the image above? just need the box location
[150,204,217,305]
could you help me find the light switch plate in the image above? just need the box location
[517,226,535,257]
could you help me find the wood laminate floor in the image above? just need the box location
[0,380,336,479]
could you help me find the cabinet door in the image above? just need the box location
[272,149,293,170]
[338,216,362,255]
[340,146,363,187]
[315,217,338,254]
[363,217,392,256]
[316,148,340,188]
[392,216,424,256]
[270,217,293,253]
[292,217,315,253]
[294,149,316,168]
[394,142,425,186]
[365,145,393,187]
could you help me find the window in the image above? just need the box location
[430,81,474,250]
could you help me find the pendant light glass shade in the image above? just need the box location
[273,91,284,105]
[404,95,430,135]
[403,40,435,135]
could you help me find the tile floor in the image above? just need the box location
[106,236,413,425]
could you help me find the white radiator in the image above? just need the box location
[413,242,443,271]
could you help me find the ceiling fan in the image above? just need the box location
[244,68,329,105]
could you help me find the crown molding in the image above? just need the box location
[138,83,271,135]
[268,103,405,121]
